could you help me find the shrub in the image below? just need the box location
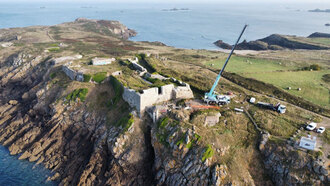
[109,76,124,106]
[202,144,214,162]
[322,74,330,83]
[48,43,59,47]
[50,72,56,79]
[115,113,134,133]
[176,99,186,107]
[48,47,60,52]
[158,117,169,129]
[176,137,185,146]
[310,64,321,71]
[65,88,88,103]
[92,72,107,83]
[302,64,321,71]
[83,74,92,82]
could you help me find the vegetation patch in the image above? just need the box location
[321,129,330,145]
[65,88,88,103]
[222,71,330,116]
[136,54,156,73]
[158,116,170,129]
[50,72,56,79]
[114,113,134,133]
[83,74,92,82]
[48,47,60,52]
[322,74,330,83]
[202,144,214,162]
[301,64,321,71]
[109,76,124,107]
[92,72,107,83]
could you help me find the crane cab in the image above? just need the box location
[203,93,230,105]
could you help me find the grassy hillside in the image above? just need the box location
[201,55,329,109]
[244,70,330,108]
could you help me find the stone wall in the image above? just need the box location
[122,83,194,115]
[131,62,147,73]
[122,88,141,112]
[173,84,194,99]
[62,65,84,82]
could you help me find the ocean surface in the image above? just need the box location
[0,2,329,185]
[0,2,329,49]
[0,146,57,186]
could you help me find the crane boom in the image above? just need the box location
[206,25,248,98]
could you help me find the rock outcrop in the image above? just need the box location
[258,134,329,185]
[213,40,233,49]
[0,50,221,185]
[214,33,330,50]
[308,32,330,38]
[74,18,137,39]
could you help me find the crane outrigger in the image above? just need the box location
[204,25,248,105]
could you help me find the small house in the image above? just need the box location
[92,58,115,65]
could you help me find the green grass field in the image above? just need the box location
[308,38,330,46]
[244,70,330,108]
[204,55,329,109]
[204,56,295,74]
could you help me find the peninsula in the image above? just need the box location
[0,18,329,185]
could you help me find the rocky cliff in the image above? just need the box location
[214,33,330,50]
[0,19,328,186]
[0,50,239,185]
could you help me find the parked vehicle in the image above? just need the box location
[256,102,286,114]
[316,127,325,133]
[249,97,256,103]
[306,122,317,131]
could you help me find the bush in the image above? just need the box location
[322,74,330,83]
[48,47,60,52]
[115,113,134,132]
[202,144,214,162]
[83,74,92,82]
[302,64,321,71]
[158,117,169,129]
[65,88,88,103]
[92,72,107,83]
[50,72,56,79]
[310,64,321,71]
[109,76,124,106]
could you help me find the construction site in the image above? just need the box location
[0,18,329,185]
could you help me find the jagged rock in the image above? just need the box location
[8,100,18,105]
[6,52,26,67]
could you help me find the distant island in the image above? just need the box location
[326,23,330,26]
[308,9,330,13]
[162,8,189,11]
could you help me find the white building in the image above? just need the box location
[92,58,116,65]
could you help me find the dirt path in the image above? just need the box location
[46,29,55,41]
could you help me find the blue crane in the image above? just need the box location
[204,25,248,105]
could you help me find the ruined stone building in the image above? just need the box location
[122,83,194,115]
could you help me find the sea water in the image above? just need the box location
[0,2,329,49]
[0,1,329,185]
[0,145,57,185]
